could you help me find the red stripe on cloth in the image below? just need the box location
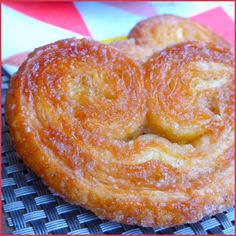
[191,7,234,45]
[4,2,91,37]
[3,52,30,67]
[104,2,157,17]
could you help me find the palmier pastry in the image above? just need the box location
[129,14,230,52]
[6,38,234,227]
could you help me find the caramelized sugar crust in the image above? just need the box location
[6,38,234,227]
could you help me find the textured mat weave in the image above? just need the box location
[1,68,235,235]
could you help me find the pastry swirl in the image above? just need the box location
[6,38,234,227]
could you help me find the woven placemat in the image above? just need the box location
[1,68,235,235]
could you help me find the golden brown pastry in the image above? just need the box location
[129,14,230,50]
[114,14,230,63]
[6,38,234,227]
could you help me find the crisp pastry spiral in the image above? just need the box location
[113,14,230,63]
[129,14,230,50]
[6,38,234,227]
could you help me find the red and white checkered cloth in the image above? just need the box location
[2,1,234,75]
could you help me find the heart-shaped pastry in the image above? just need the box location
[6,38,234,227]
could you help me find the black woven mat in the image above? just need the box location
[1,68,235,235]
